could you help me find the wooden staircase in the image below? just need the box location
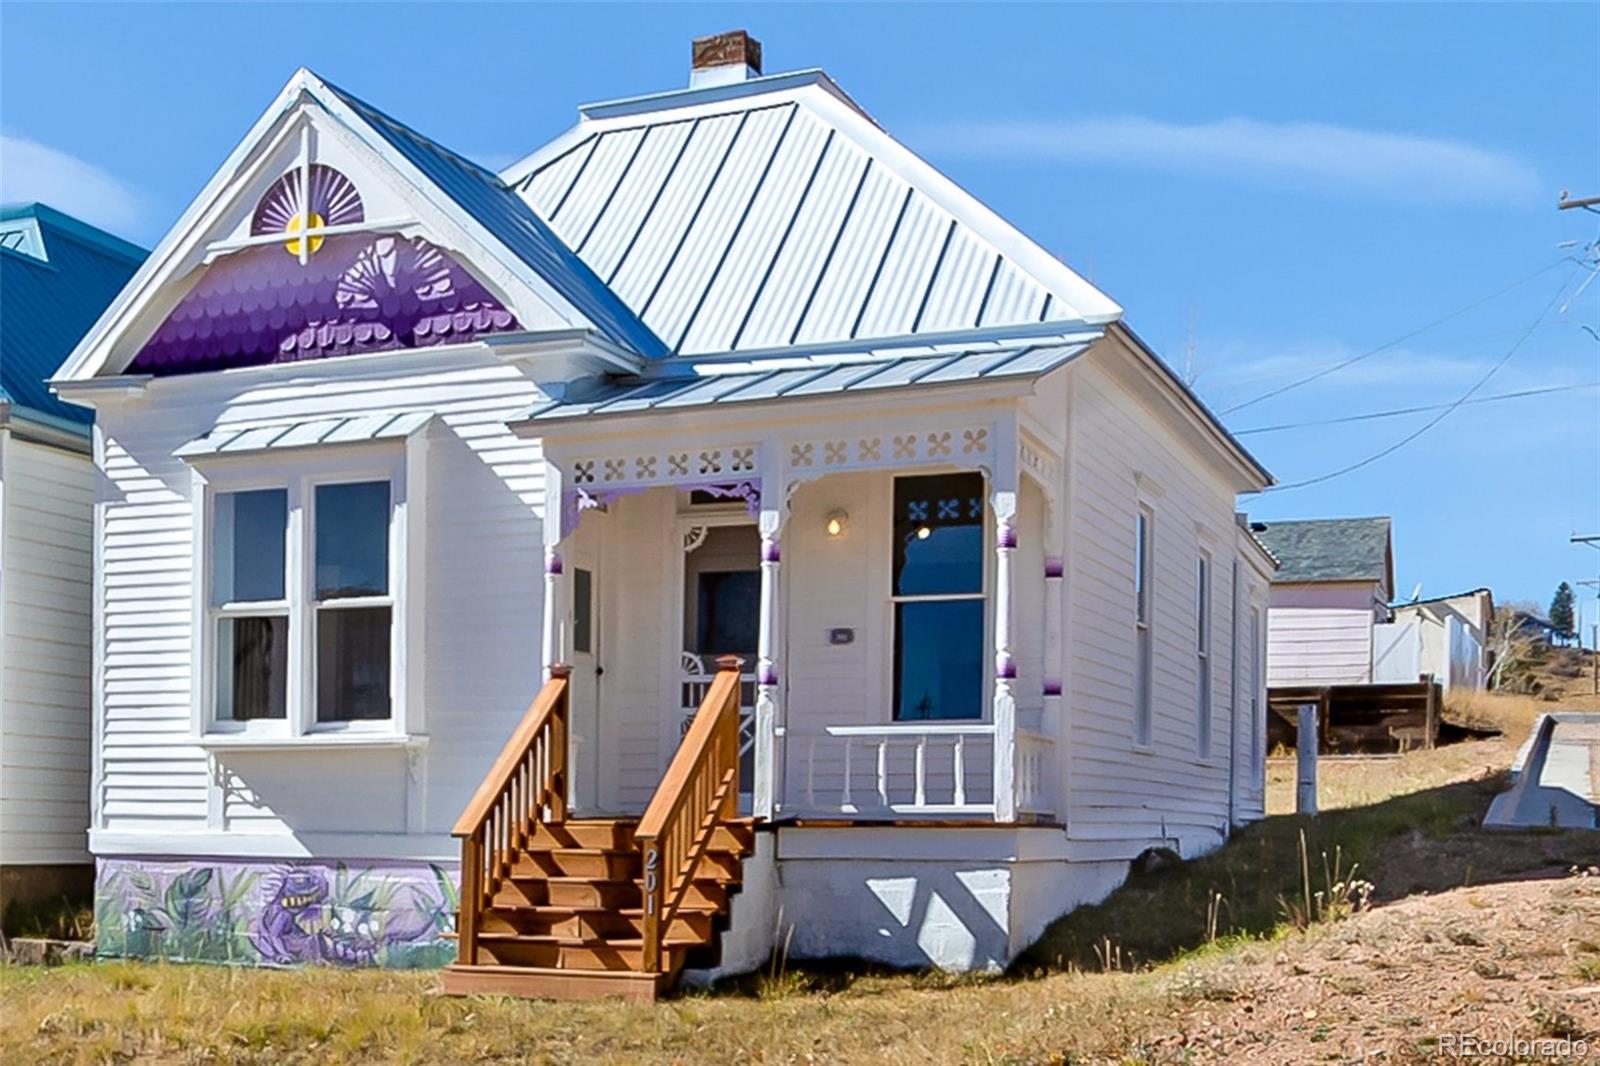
[444,657,751,1002]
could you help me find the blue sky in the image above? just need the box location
[3,3,1596,613]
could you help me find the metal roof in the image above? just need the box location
[522,334,1096,422]
[1,204,145,428]
[174,409,434,458]
[1253,517,1393,588]
[322,80,669,358]
[513,76,1120,357]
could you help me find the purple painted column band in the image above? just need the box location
[761,537,781,564]
[996,653,1018,680]
[757,665,780,686]
[1044,555,1065,579]
[544,550,563,575]
[1043,679,1063,697]
[997,523,1018,550]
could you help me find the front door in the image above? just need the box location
[568,517,604,812]
[679,522,760,805]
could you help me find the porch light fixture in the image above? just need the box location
[825,511,849,538]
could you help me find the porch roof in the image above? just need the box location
[520,333,1099,423]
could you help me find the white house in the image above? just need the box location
[0,205,143,918]
[53,33,1275,996]
[1253,517,1394,686]
[1383,588,1492,691]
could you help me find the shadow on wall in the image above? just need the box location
[779,862,1012,972]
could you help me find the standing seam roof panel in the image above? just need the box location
[606,112,745,311]
[578,120,695,281]
[545,128,647,249]
[647,106,795,349]
[979,256,1049,328]
[677,109,831,355]
[520,137,597,217]
[731,135,869,350]
[792,165,908,345]
[852,194,949,339]
[916,225,993,333]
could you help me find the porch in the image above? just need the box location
[533,404,1068,826]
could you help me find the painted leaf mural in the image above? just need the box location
[129,164,518,375]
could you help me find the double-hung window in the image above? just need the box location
[199,453,408,741]
[891,472,986,720]
[1133,507,1154,746]
[1196,551,1212,758]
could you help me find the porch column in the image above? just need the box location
[541,462,567,678]
[753,497,785,821]
[992,488,1019,823]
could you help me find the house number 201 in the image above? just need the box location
[643,847,659,915]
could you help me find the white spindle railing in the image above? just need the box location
[784,723,999,817]
[1015,730,1055,815]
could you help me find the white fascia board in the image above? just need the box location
[60,69,597,383]
[800,84,1123,328]
[55,71,320,383]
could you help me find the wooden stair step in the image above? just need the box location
[474,932,701,970]
[512,848,641,879]
[481,902,717,938]
[527,819,639,850]
[442,963,667,1002]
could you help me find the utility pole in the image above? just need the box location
[1575,535,1600,695]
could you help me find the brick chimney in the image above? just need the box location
[690,30,763,88]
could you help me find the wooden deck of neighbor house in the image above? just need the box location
[444,659,752,1001]
[1268,680,1442,754]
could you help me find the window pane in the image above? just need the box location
[573,568,594,655]
[695,570,760,656]
[216,615,287,720]
[893,473,985,596]
[1196,556,1210,652]
[1135,511,1150,624]
[316,606,391,722]
[894,600,983,720]
[1135,629,1152,744]
[316,481,390,599]
[213,490,286,603]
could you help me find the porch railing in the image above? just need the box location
[450,665,570,965]
[1016,729,1055,815]
[635,655,743,973]
[784,723,999,817]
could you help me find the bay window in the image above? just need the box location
[195,449,411,742]
[892,472,986,721]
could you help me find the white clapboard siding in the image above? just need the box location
[1048,349,1244,857]
[1266,582,1382,685]
[1,435,95,865]
[92,352,550,853]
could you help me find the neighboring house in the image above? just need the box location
[53,33,1275,995]
[0,204,144,917]
[1384,588,1493,691]
[1253,517,1394,686]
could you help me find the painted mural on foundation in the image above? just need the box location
[95,858,458,969]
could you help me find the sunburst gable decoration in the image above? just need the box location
[251,164,365,257]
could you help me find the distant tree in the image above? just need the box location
[1487,609,1539,692]
[1550,582,1576,642]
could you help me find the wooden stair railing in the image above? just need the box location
[451,664,571,966]
[634,655,743,974]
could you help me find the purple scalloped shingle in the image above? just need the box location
[128,232,519,375]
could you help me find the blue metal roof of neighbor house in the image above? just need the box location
[512,72,1121,357]
[322,80,669,358]
[1,203,144,429]
[1252,517,1393,589]
[523,333,1097,422]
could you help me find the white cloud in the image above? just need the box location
[914,115,1540,206]
[0,132,145,235]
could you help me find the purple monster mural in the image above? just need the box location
[128,164,519,375]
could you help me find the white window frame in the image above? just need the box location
[1196,550,1213,759]
[188,439,425,747]
[887,469,991,723]
[1133,504,1155,749]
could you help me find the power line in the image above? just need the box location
[1262,268,1581,494]
[1233,381,1600,436]
[1220,257,1572,415]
